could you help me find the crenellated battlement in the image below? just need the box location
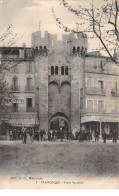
[32,31,88,53]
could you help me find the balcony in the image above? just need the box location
[10,85,20,92]
[25,86,34,92]
[86,87,106,96]
[111,90,119,97]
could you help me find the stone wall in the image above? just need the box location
[34,55,48,132]
[71,56,85,132]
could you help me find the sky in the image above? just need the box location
[0,0,115,54]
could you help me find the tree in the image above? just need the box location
[0,78,9,117]
[52,0,119,64]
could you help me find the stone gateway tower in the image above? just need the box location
[1,30,119,140]
[32,31,87,135]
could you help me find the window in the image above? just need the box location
[26,98,32,111]
[61,66,64,75]
[12,77,18,89]
[77,47,80,53]
[27,62,32,73]
[98,80,103,88]
[65,66,68,75]
[98,101,104,112]
[27,78,32,90]
[51,66,54,75]
[55,66,58,75]
[51,66,58,75]
[87,100,93,111]
[12,103,18,112]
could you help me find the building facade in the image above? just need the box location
[0,30,119,139]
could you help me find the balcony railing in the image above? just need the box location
[82,108,106,114]
[111,90,119,97]
[25,86,34,92]
[86,87,106,95]
[10,85,20,91]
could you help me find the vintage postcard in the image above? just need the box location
[0,0,119,189]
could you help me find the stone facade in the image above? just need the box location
[0,30,119,139]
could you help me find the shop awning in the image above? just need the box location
[81,114,119,123]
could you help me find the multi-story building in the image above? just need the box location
[81,51,119,137]
[0,46,38,139]
[0,30,119,139]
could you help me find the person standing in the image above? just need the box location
[112,130,117,144]
[50,129,53,141]
[64,130,67,142]
[22,127,27,144]
[53,130,57,142]
[78,130,83,142]
[102,129,107,143]
[31,128,34,142]
[43,130,46,141]
[40,129,44,141]
[60,128,64,142]
[48,130,51,141]
[87,130,91,141]
[10,129,13,141]
[95,130,99,142]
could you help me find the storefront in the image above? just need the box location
[0,112,39,140]
[81,114,119,139]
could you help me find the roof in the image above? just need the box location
[86,51,110,59]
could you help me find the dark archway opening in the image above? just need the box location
[50,117,69,139]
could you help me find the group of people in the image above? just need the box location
[102,129,117,144]
[22,128,73,143]
[9,128,23,141]
[48,129,68,142]
[9,127,118,144]
[78,129,118,144]
[78,129,93,142]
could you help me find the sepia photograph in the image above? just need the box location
[0,0,119,189]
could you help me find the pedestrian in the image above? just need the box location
[95,130,99,142]
[40,129,44,141]
[50,129,53,141]
[43,130,46,141]
[9,129,13,140]
[15,128,18,140]
[84,129,87,140]
[22,127,27,144]
[78,130,83,142]
[13,128,16,140]
[112,130,117,144]
[92,130,95,142]
[60,128,64,141]
[48,130,51,141]
[102,129,106,143]
[64,130,67,142]
[87,130,91,141]
[53,130,57,142]
[31,128,34,142]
